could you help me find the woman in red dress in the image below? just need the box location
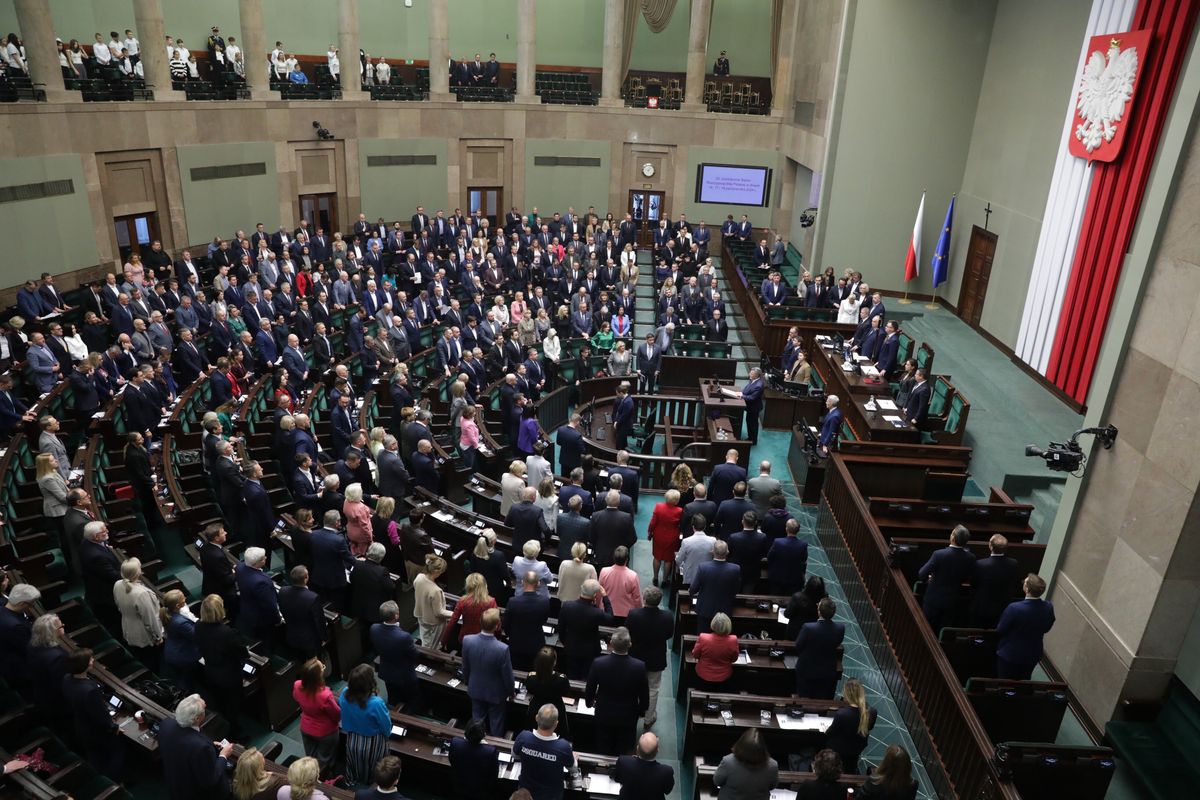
[647,488,684,587]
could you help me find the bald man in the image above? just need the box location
[613,732,675,798]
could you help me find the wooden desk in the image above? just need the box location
[810,344,920,444]
[693,763,866,799]
[684,690,843,760]
[676,636,843,702]
[673,592,790,650]
[700,380,744,417]
[706,416,751,467]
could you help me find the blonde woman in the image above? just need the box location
[510,291,528,326]
[491,295,510,327]
[232,747,280,800]
[499,460,527,516]
[414,555,452,647]
[441,572,498,649]
[367,426,386,461]
[621,243,637,271]
[449,380,469,434]
[278,756,328,800]
[114,557,164,671]
[35,453,69,544]
[606,340,631,377]
[517,312,538,348]
[557,541,597,603]
[827,678,877,774]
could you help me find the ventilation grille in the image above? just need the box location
[190,162,268,181]
[0,179,75,204]
[366,154,438,167]
[533,156,602,167]
[793,101,815,127]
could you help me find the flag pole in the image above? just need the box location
[899,288,911,305]
[925,289,939,310]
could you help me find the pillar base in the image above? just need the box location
[151,87,185,102]
[515,93,539,105]
[38,87,75,103]
[598,96,624,108]
[681,101,707,113]
[341,88,367,101]
[428,91,454,102]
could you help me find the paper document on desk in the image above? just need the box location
[575,699,597,716]
[770,790,799,800]
[587,774,622,795]
[852,354,871,363]
[720,387,740,398]
[882,415,906,427]
[431,510,455,523]
[502,761,521,780]
[775,712,833,732]
[737,650,752,665]
[876,398,898,410]
[777,608,790,624]
[861,365,880,377]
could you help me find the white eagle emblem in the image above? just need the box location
[1074,39,1139,153]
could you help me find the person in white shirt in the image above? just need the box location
[4,34,26,73]
[327,46,340,78]
[116,48,134,78]
[123,30,139,62]
[375,57,390,85]
[362,52,374,85]
[271,42,286,79]
[187,55,199,79]
[165,35,174,60]
[92,33,112,65]
[174,39,190,61]
[225,37,241,68]
[107,33,123,60]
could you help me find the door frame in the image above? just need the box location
[956,225,997,327]
[628,189,667,247]
[467,186,504,229]
[112,212,161,264]
[298,192,340,236]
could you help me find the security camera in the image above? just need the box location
[1025,425,1117,474]
[799,208,818,228]
[312,121,334,140]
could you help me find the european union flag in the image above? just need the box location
[932,195,955,288]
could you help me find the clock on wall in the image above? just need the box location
[642,162,656,177]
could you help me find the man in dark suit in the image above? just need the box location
[309,510,356,612]
[585,627,648,756]
[818,395,843,457]
[559,579,617,680]
[235,546,280,653]
[350,543,396,626]
[278,565,325,659]
[875,320,902,379]
[79,521,123,634]
[969,534,1021,628]
[198,524,238,616]
[157,694,234,800]
[690,541,741,633]
[766,519,809,596]
[905,368,932,428]
[613,382,636,450]
[625,586,673,730]
[411,439,440,494]
[918,525,977,632]
[556,414,586,476]
[376,436,410,502]
[995,574,1055,680]
[242,461,277,557]
[794,597,845,699]
[372,600,422,710]
[727,512,768,593]
[635,335,661,395]
[590,491,637,569]
[462,608,513,735]
[506,487,551,551]
[704,309,729,342]
[681,483,717,535]
[714,482,755,538]
[739,367,766,444]
[330,394,355,458]
[613,732,675,800]
[558,469,595,518]
[708,450,747,506]
[505,571,551,671]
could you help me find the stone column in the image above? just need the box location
[13,0,71,101]
[132,0,182,100]
[238,0,271,99]
[683,0,712,110]
[337,0,364,99]
[516,0,536,101]
[599,0,624,107]
[428,0,451,99]
[772,0,799,116]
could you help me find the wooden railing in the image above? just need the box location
[818,455,1019,800]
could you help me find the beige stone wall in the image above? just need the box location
[1046,121,1200,722]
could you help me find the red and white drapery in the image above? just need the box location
[1016,0,1197,405]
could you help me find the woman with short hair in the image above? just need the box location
[343,483,373,557]
[512,540,554,598]
[557,541,597,603]
[692,611,739,691]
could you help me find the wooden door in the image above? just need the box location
[957,225,996,327]
[299,193,339,235]
[628,190,666,247]
[113,212,160,265]
[468,187,503,228]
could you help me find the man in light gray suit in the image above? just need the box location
[388,316,411,362]
[377,435,410,507]
[747,460,783,515]
[38,416,71,479]
[130,319,156,363]
[654,321,675,357]
[26,332,61,393]
[148,311,173,356]
[258,254,280,289]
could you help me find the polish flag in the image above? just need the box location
[904,191,925,282]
